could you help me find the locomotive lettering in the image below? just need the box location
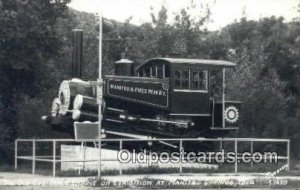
[107,78,169,108]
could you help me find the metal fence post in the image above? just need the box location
[119,140,123,175]
[83,142,87,173]
[250,141,253,168]
[32,141,36,174]
[15,140,18,170]
[287,140,290,171]
[234,139,238,173]
[53,140,56,177]
[98,138,102,178]
[179,139,183,174]
[219,139,223,152]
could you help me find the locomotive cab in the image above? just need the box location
[136,58,241,134]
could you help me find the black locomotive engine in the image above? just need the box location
[45,57,241,139]
[43,30,241,140]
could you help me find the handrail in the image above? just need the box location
[15,137,290,177]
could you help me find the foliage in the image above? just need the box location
[223,17,300,157]
[226,45,287,138]
[1,2,300,163]
[0,0,71,163]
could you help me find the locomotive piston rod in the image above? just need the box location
[119,114,193,128]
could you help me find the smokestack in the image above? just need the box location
[72,29,83,78]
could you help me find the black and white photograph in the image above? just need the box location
[0,0,300,189]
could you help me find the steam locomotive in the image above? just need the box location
[43,30,241,140]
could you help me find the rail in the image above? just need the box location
[14,137,290,177]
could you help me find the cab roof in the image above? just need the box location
[136,57,236,71]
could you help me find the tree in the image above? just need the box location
[226,45,287,138]
[0,0,70,163]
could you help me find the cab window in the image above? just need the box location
[139,67,151,77]
[150,64,168,78]
[157,65,163,78]
[191,70,207,90]
[175,70,189,89]
[151,65,157,77]
[174,69,207,91]
[139,63,168,78]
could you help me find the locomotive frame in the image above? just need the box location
[43,27,242,140]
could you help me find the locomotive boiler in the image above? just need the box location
[43,29,241,140]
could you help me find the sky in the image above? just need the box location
[68,0,299,30]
